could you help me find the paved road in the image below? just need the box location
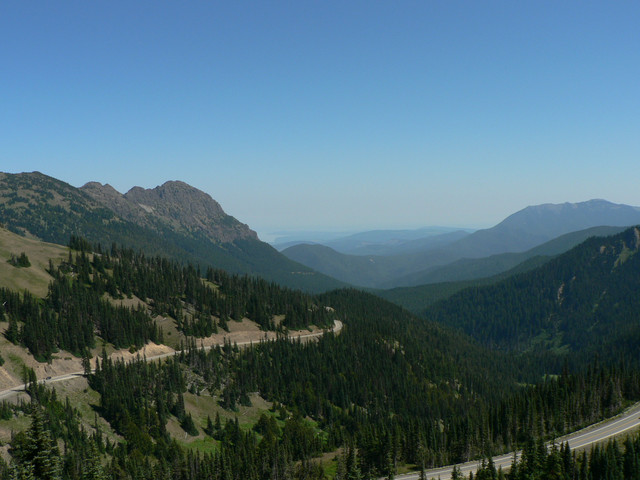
[0,320,343,401]
[5,318,637,480]
[395,402,640,480]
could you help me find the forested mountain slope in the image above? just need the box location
[426,226,640,362]
[0,234,335,362]
[0,172,345,292]
[2,231,640,478]
[392,225,628,287]
[378,225,628,313]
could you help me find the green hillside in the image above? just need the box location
[426,226,640,363]
[392,225,627,287]
[284,217,635,290]
[0,172,345,293]
[376,226,627,314]
[2,224,640,478]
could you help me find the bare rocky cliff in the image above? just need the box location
[82,180,258,244]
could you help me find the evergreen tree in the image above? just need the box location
[9,405,61,480]
[451,465,463,480]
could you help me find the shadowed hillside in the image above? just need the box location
[0,171,345,292]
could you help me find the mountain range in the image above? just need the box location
[81,180,257,244]
[376,224,630,314]
[426,225,640,363]
[3,171,640,297]
[3,171,640,478]
[283,199,640,288]
[273,226,472,255]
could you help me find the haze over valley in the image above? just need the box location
[1,2,639,479]
[2,171,640,479]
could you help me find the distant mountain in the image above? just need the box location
[281,244,402,287]
[426,226,640,363]
[0,172,345,292]
[274,240,321,251]
[393,225,629,287]
[283,200,640,288]
[271,230,356,249]
[274,227,471,255]
[460,199,640,255]
[281,229,477,288]
[376,226,629,314]
[322,228,471,256]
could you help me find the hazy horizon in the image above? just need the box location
[7,169,634,244]
[2,2,639,235]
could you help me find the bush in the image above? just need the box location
[8,252,31,268]
[180,413,199,436]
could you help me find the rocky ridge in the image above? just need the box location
[82,180,257,244]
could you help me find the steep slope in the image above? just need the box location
[0,172,345,292]
[83,180,257,243]
[127,181,256,241]
[377,240,596,315]
[427,226,640,362]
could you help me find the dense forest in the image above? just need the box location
[426,227,640,363]
[1,237,334,361]
[2,331,640,479]
[2,230,640,478]
[465,432,640,480]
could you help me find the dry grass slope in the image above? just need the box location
[0,227,68,297]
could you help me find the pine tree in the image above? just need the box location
[11,406,62,480]
[5,315,19,344]
[451,465,463,480]
[8,462,35,480]
[82,349,92,376]
[81,442,106,480]
[419,463,426,480]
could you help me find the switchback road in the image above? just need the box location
[0,320,342,401]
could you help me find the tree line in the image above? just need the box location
[2,238,335,361]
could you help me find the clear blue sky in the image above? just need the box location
[2,1,639,239]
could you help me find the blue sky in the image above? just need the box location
[1,1,639,239]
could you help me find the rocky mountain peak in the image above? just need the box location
[125,181,226,220]
[82,180,257,244]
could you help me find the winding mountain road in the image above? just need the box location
[0,320,343,401]
[396,402,640,480]
[3,318,637,480]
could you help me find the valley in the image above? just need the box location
[281,201,640,289]
[3,2,638,478]
[1,173,640,479]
